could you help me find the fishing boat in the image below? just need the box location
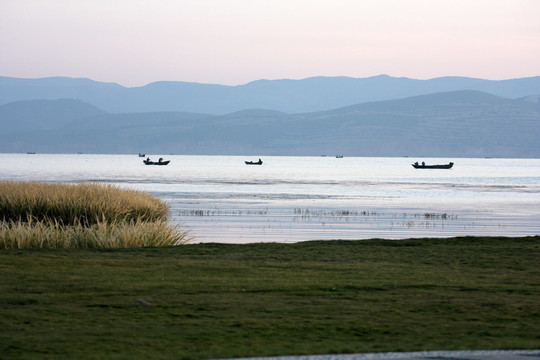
[412,162,453,169]
[143,159,170,165]
[245,159,263,165]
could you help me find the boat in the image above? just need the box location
[143,158,170,165]
[245,159,263,165]
[139,153,145,157]
[412,162,453,169]
[335,155,343,158]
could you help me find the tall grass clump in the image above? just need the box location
[0,181,169,225]
[0,181,190,249]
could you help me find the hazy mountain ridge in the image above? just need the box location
[0,99,106,133]
[1,90,539,158]
[2,75,540,114]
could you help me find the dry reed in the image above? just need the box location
[0,181,190,249]
[0,219,190,249]
[0,181,169,225]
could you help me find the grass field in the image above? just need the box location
[1,236,539,359]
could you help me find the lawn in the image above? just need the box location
[1,236,539,359]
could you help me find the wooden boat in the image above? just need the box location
[143,159,170,165]
[245,159,263,165]
[412,162,453,169]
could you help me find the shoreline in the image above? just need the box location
[170,200,540,243]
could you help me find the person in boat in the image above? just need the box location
[422,161,425,166]
[414,162,419,166]
[258,158,262,164]
[146,157,150,162]
[158,158,163,163]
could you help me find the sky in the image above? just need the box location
[1,0,539,87]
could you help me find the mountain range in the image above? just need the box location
[0,75,539,157]
[2,75,540,114]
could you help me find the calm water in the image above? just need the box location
[2,153,540,243]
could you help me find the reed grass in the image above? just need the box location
[0,181,190,249]
[0,181,169,225]
[0,219,190,249]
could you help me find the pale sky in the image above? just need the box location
[1,0,539,87]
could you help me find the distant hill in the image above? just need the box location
[0,91,539,158]
[0,99,106,133]
[1,75,540,114]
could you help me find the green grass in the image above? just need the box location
[1,236,539,359]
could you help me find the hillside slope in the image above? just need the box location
[0,91,538,157]
[0,99,106,133]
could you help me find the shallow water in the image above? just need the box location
[2,153,539,243]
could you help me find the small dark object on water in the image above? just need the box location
[144,158,170,165]
[412,162,453,169]
[245,158,263,165]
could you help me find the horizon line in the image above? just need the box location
[2,74,540,89]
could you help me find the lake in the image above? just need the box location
[2,153,539,243]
